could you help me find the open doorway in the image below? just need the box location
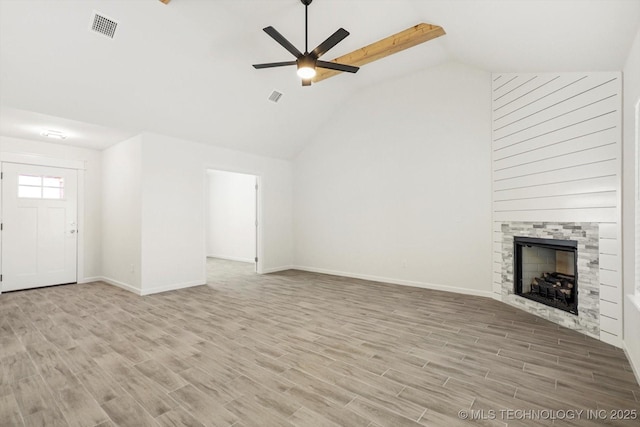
[205,169,258,282]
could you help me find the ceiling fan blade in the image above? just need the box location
[302,79,312,87]
[311,28,350,58]
[263,26,302,58]
[314,23,445,83]
[316,60,359,74]
[253,61,297,69]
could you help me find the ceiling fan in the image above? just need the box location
[252,0,359,86]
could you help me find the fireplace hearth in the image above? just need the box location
[513,236,578,315]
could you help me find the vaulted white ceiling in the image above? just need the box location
[1,0,638,158]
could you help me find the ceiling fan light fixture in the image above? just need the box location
[297,56,316,79]
[297,66,316,79]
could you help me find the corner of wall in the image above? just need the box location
[622,25,640,385]
[101,134,143,289]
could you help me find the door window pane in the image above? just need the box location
[18,185,42,198]
[17,175,64,199]
[18,175,42,186]
[43,177,63,188]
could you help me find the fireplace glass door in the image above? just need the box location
[514,236,578,315]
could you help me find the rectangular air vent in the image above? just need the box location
[268,90,283,103]
[90,11,118,39]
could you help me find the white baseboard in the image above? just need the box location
[140,280,205,296]
[292,265,494,298]
[99,276,142,295]
[207,255,255,263]
[262,265,294,274]
[77,276,103,284]
[99,276,204,296]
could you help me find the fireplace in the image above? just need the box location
[513,236,578,315]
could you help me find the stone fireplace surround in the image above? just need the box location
[500,222,600,338]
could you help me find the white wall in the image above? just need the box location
[206,170,256,263]
[0,136,102,281]
[622,28,640,383]
[101,135,142,292]
[139,132,292,294]
[292,61,493,296]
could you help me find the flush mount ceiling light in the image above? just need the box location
[41,130,67,140]
[252,0,359,86]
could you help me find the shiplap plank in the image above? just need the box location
[493,75,539,104]
[493,175,617,202]
[493,274,502,288]
[493,125,618,161]
[493,110,619,153]
[600,285,621,305]
[494,191,616,213]
[600,269,621,287]
[599,315,621,337]
[493,76,619,137]
[493,263,502,274]
[599,223,617,239]
[599,254,618,271]
[600,330,620,345]
[494,127,617,167]
[493,208,617,223]
[494,75,577,117]
[598,238,618,255]
[493,75,520,96]
[599,300,619,320]
[493,159,617,191]
[493,143,617,181]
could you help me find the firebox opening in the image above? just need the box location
[514,236,578,315]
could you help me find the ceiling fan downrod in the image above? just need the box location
[302,0,312,54]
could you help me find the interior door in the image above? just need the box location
[1,163,78,292]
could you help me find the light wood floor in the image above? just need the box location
[1,258,639,427]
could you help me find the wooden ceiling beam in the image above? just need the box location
[313,23,445,83]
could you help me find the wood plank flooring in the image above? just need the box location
[1,258,638,426]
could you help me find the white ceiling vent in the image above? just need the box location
[90,11,119,39]
[268,90,283,103]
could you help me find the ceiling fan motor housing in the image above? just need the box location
[297,55,317,69]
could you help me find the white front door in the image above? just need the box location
[1,163,78,292]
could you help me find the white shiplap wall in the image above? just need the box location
[491,72,622,346]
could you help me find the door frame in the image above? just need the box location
[203,167,263,275]
[0,152,86,295]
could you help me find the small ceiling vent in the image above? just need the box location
[90,11,119,39]
[268,90,283,103]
